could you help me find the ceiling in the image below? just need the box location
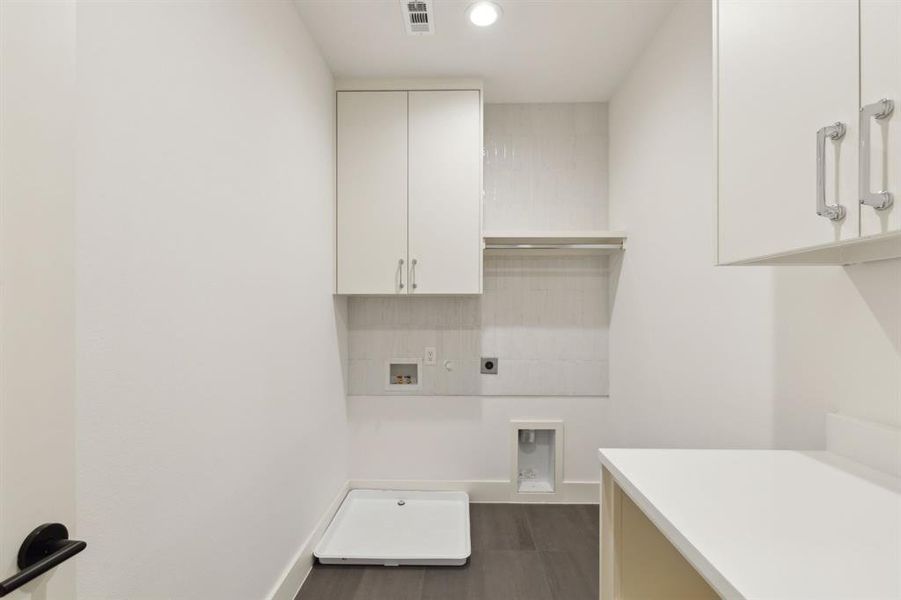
[294,0,675,103]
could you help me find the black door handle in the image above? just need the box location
[0,523,86,597]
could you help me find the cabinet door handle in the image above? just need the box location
[397,258,405,291]
[859,98,894,210]
[816,121,847,221]
[410,259,418,291]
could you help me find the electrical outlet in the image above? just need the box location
[424,347,436,366]
[481,357,498,374]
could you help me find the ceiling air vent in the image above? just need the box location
[402,0,434,35]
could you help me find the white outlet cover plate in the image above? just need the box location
[424,347,436,365]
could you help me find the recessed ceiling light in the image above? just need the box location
[467,1,502,27]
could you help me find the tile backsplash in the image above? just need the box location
[347,102,609,396]
[347,256,609,396]
[480,255,608,396]
[484,102,608,232]
[348,296,481,396]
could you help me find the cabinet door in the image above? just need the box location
[860,0,901,237]
[337,91,408,294]
[408,90,482,294]
[717,0,859,263]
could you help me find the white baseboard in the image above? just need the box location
[348,478,599,503]
[268,481,350,600]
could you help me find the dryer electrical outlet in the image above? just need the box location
[481,357,498,374]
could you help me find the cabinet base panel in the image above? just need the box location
[720,230,901,266]
[601,469,719,600]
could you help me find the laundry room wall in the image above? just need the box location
[346,102,610,491]
[607,0,900,450]
[74,2,348,598]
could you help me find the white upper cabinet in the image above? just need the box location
[716,0,860,264]
[409,90,482,294]
[336,87,482,294]
[860,0,901,237]
[337,91,408,294]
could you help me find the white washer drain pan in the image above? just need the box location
[314,490,470,566]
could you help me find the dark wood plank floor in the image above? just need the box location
[297,503,599,600]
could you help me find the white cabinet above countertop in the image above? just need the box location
[336,82,482,295]
[715,0,901,265]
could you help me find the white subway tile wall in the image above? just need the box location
[347,103,610,396]
[484,103,608,231]
[480,255,608,395]
[348,297,481,396]
[346,254,609,396]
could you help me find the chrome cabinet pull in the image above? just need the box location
[859,98,894,210]
[816,122,847,221]
[397,258,405,291]
[410,259,418,290]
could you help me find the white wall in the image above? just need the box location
[607,0,901,450]
[772,262,900,437]
[346,0,900,496]
[74,3,347,599]
[346,102,610,483]
[348,396,606,484]
[0,2,77,597]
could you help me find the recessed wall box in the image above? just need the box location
[511,420,563,496]
[385,360,422,391]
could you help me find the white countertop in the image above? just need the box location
[598,449,901,600]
